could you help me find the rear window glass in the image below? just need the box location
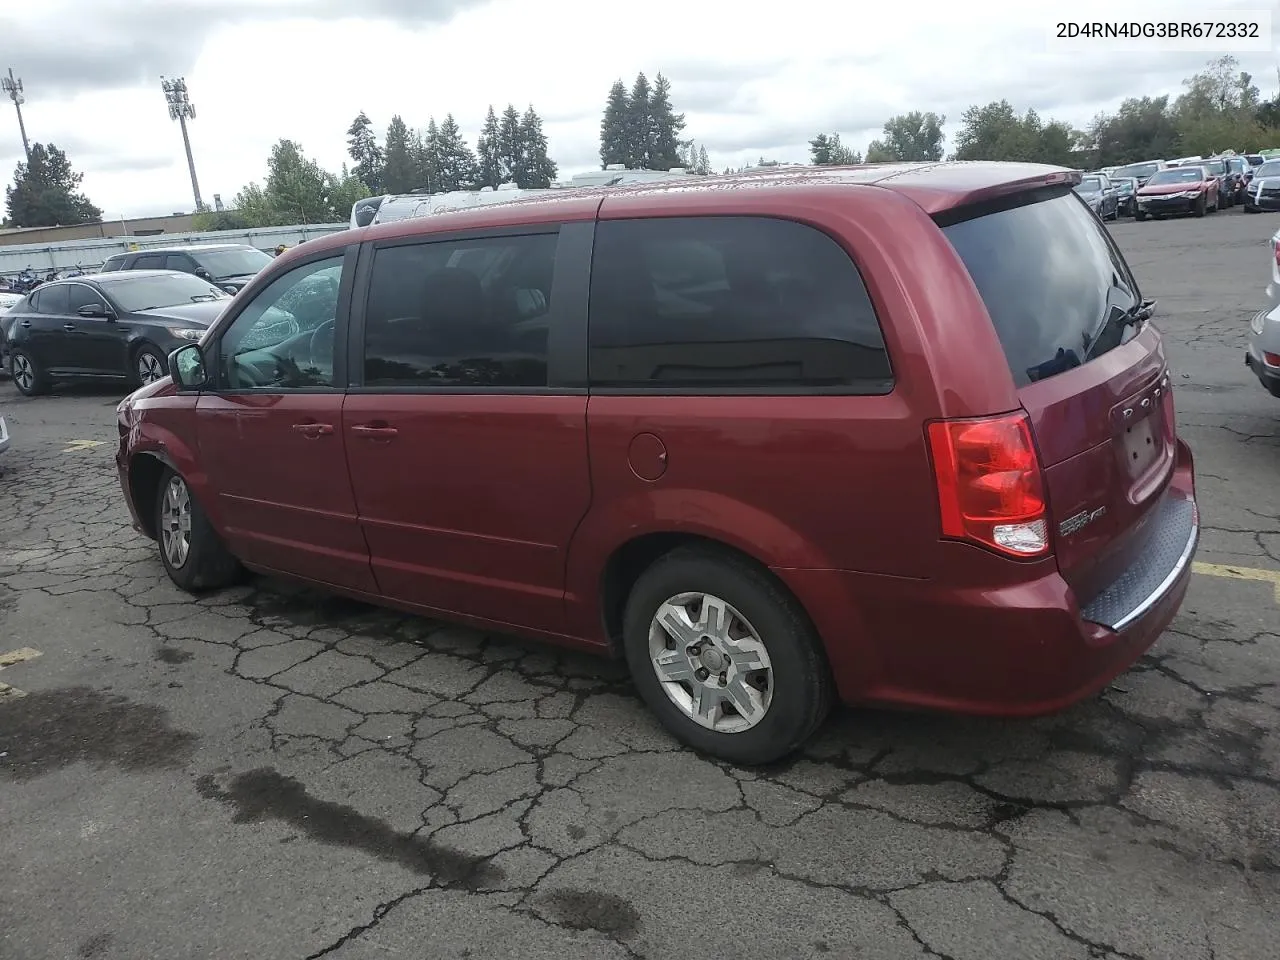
[941,191,1142,387]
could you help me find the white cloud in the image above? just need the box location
[1,0,1276,217]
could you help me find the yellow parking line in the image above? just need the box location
[60,440,108,453]
[0,647,42,700]
[1192,562,1280,603]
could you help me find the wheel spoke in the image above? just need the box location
[653,649,696,684]
[654,600,700,646]
[695,595,731,642]
[688,684,720,726]
[723,675,765,722]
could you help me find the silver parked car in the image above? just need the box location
[1245,226,1280,398]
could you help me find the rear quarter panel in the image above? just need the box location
[566,185,1024,637]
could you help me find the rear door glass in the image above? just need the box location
[940,191,1142,387]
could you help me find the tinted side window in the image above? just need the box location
[941,191,1141,387]
[65,284,105,315]
[34,284,69,314]
[587,217,892,391]
[133,254,166,270]
[362,232,556,388]
[164,254,193,273]
[100,255,126,272]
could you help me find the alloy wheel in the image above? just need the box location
[138,352,164,384]
[160,476,193,570]
[12,354,33,393]
[647,591,774,733]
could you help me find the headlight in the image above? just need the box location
[1181,190,1202,198]
[167,328,204,341]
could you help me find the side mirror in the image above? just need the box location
[77,302,113,320]
[194,267,213,281]
[168,343,209,390]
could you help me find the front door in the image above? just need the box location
[343,228,591,634]
[196,248,377,593]
[62,282,130,376]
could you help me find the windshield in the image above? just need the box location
[941,190,1141,387]
[1146,168,1203,186]
[1255,161,1280,178]
[100,273,231,312]
[1201,159,1226,175]
[1114,162,1160,179]
[192,247,272,278]
[1227,158,1245,173]
[1076,177,1103,192]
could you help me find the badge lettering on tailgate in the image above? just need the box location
[1060,505,1107,537]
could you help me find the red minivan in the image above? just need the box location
[115,162,1199,764]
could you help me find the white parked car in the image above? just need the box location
[0,290,21,312]
[0,411,9,465]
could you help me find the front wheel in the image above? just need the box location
[154,467,242,592]
[622,547,833,765]
[1195,195,1207,217]
[1135,209,1147,221]
[133,345,167,387]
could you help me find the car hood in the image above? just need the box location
[130,300,229,326]
[1138,182,1205,196]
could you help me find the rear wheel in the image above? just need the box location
[10,349,49,396]
[621,546,833,765]
[154,467,242,592]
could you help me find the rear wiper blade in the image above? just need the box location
[1084,299,1156,360]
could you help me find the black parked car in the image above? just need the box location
[0,271,231,396]
[1199,158,1236,207]
[99,243,273,294]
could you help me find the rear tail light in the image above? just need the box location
[926,412,1050,558]
[1265,351,1280,367]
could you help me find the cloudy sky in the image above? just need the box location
[2,0,1278,219]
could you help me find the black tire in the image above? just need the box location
[1135,210,1147,222]
[1194,195,1206,217]
[9,349,49,396]
[132,344,167,388]
[621,545,834,765]
[153,466,242,592]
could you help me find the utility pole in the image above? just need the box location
[161,76,204,212]
[1,68,30,164]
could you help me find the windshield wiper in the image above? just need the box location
[1084,298,1156,360]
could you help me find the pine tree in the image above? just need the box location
[518,106,558,188]
[625,72,653,168]
[5,143,101,227]
[497,103,525,185]
[475,105,503,189]
[697,144,710,175]
[599,79,630,169]
[382,115,417,193]
[435,113,479,191]
[345,111,384,194]
[648,73,686,170]
[417,118,443,193]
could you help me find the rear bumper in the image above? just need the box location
[779,439,1198,715]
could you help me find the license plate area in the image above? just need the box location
[1121,414,1158,477]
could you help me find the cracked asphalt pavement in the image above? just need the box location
[2,211,1279,960]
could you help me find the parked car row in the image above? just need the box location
[107,161,1198,764]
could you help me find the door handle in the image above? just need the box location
[19,320,31,328]
[291,422,334,438]
[63,323,77,331]
[351,424,398,439]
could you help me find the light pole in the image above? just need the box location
[161,76,204,212]
[2,68,30,165]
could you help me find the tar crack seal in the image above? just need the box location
[196,767,504,890]
[0,686,198,781]
[155,647,194,665]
